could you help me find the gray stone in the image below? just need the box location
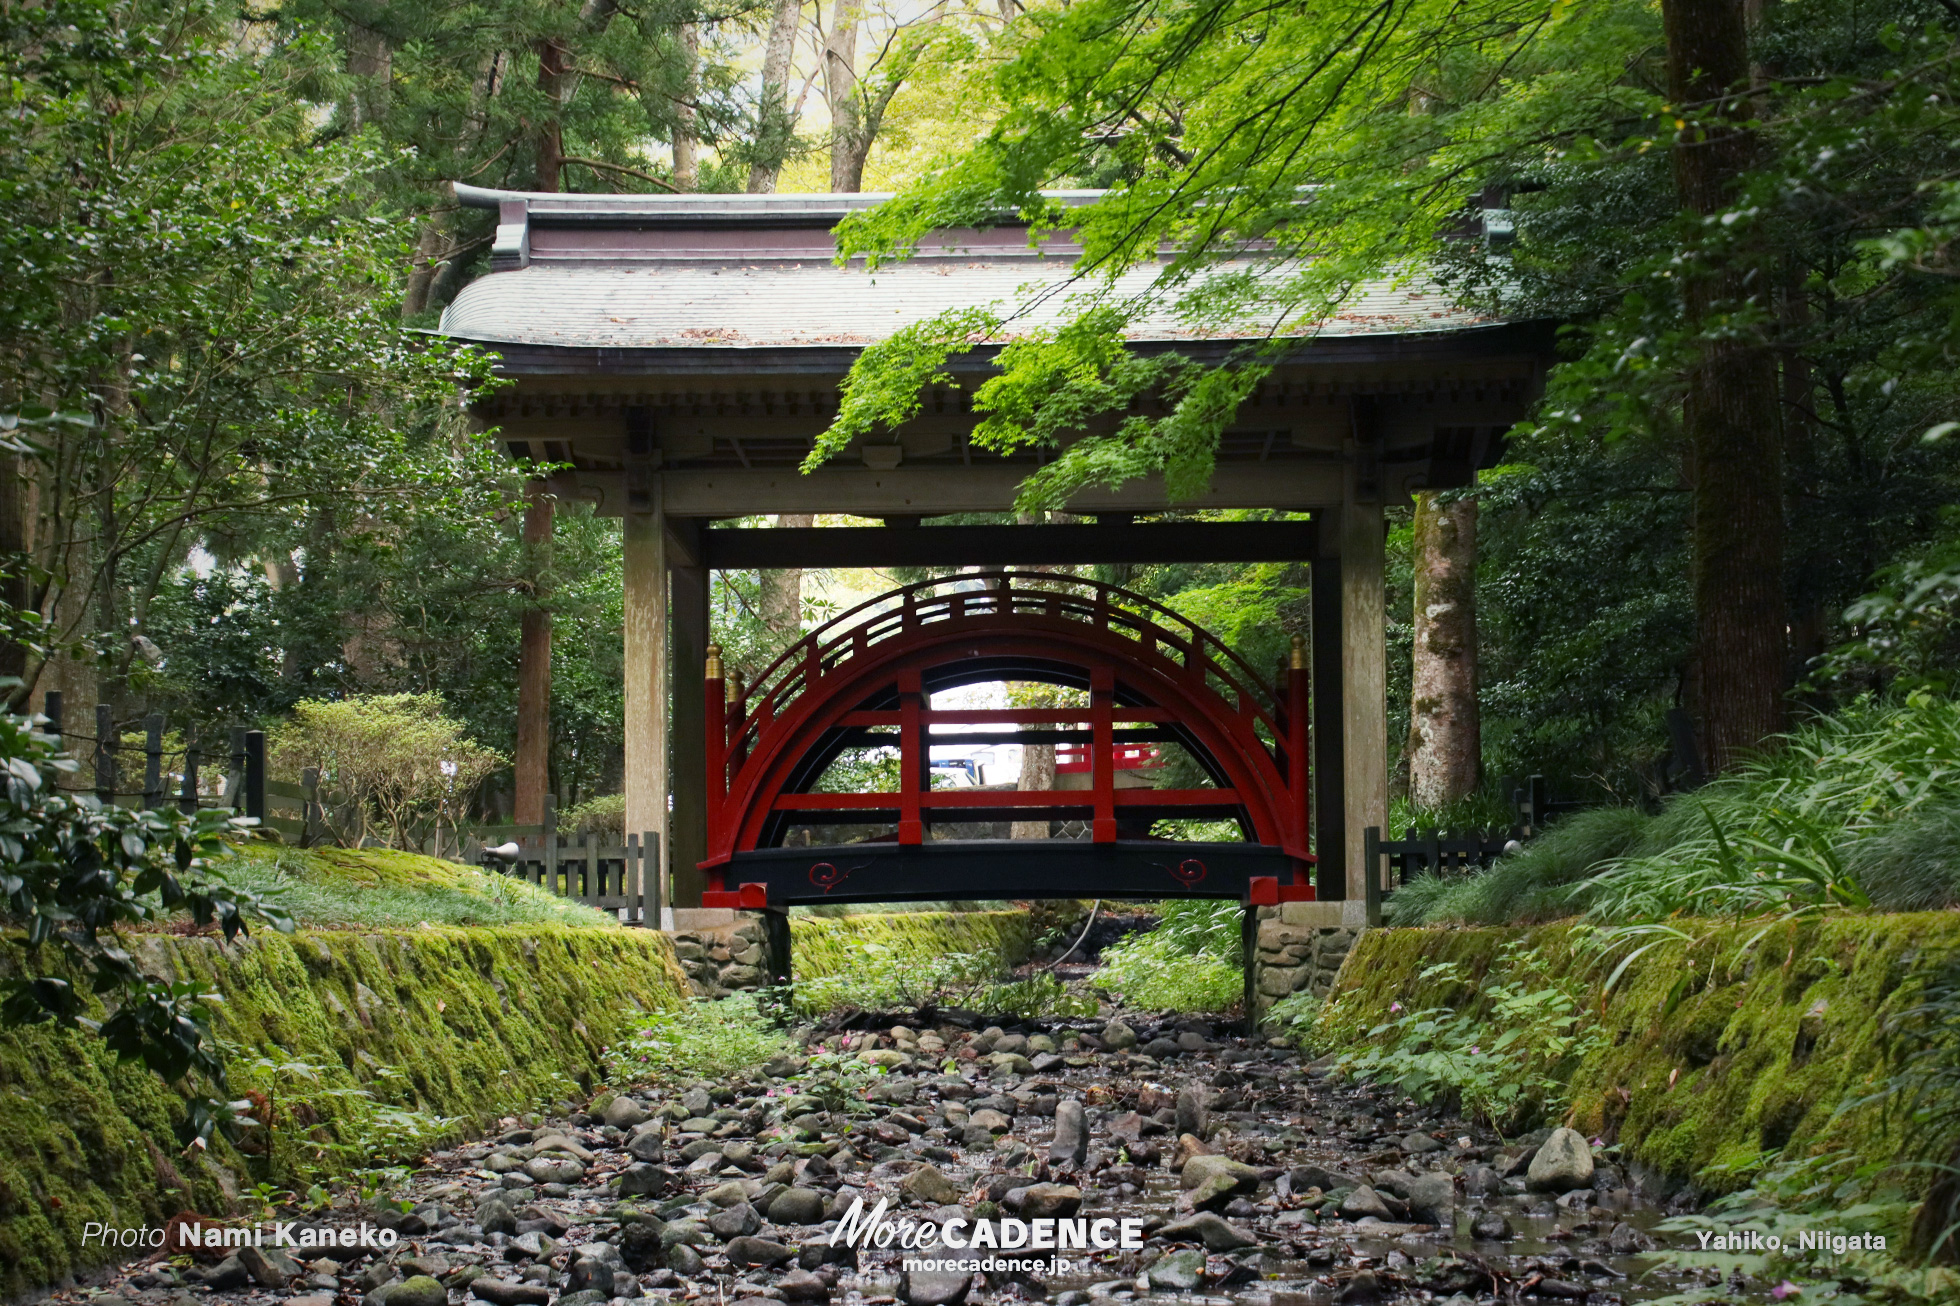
[899,1263,972,1306]
[665,1244,705,1276]
[1048,1099,1088,1167]
[1608,1221,1657,1254]
[1018,1183,1082,1219]
[968,1108,1011,1135]
[1339,1185,1393,1221]
[703,1180,750,1207]
[1470,1209,1514,1241]
[604,1096,651,1129]
[1158,1212,1256,1252]
[564,1257,616,1296]
[1174,1088,1209,1139]
[1180,1153,1262,1193]
[778,1269,830,1302]
[768,1187,828,1225]
[384,1277,446,1306]
[1186,1172,1243,1213]
[626,1132,667,1164]
[1401,1132,1443,1154]
[201,1259,251,1292]
[235,1245,294,1289]
[523,1155,585,1184]
[1405,1172,1455,1226]
[470,1281,551,1306]
[617,1163,679,1198]
[555,1293,608,1306]
[1100,1021,1137,1050]
[477,1199,518,1237]
[724,1236,797,1268]
[1142,1037,1183,1059]
[1526,1128,1595,1193]
[619,1222,667,1271]
[1461,1164,1500,1197]
[1146,1249,1207,1292]
[709,1202,762,1238]
[901,1165,963,1205]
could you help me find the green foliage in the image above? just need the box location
[0,704,292,1144]
[1332,942,1603,1132]
[1092,901,1245,1013]
[793,942,1094,1019]
[269,694,505,854]
[1393,694,1960,927]
[794,1047,887,1122]
[603,992,793,1087]
[216,844,618,931]
[791,909,1034,976]
[558,793,626,837]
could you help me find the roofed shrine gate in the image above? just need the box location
[441,184,1552,982]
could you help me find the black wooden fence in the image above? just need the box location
[41,694,664,925]
[1361,824,1523,925]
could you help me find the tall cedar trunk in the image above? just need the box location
[514,485,555,825]
[1011,738,1055,839]
[534,39,572,191]
[346,24,391,131]
[748,0,804,193]
[1663,0,1787,770]
[0,452,31,692]
[1405,492,1480,809]
[674,24,701,190]
[825,0,865,192]
[759,514,813,634]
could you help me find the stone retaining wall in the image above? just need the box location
[1251,900,1369,1020]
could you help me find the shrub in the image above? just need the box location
[603,993,792,1086]
[793,942,1095,1018]
[270,693,504,855]
[1093,901,1245,1012]
[559,793,625,837]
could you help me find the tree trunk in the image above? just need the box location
[513,484,555,826]
[758,513,813,635]
[825,0,866,192]
[673,24,700,191]
[1663,0,1786,770]
[748,0,805,193]
[0,451,33,689]
[534,39,572,191]
[1011,736,1055,839]
[1405,492,1480,810]
[346,23,392,131]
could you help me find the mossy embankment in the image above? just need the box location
[0,845,690,1297]
[1327,914,1960,1196]
[790,908,1036,979]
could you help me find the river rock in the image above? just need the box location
[1186,1172,1244,1213]
[1142,1037,1183,1059]
[1405,1172,1455,1226]
[709,1202,763,1238]
[1470,1209,1514,1241]
[384,1277,445,1306]
[778,1269,831,1302]
[523,1155,584,1184]
[1049,1099,1088,1166]
[1527,1128,1595,1192]
[666,1244,705,1276]
[1158,1211,1256,1251]
[619,1222,667,1271]
[201,1259,251,1292]
[769,1187,828,1225]
[902,1165,963,1205]
[1180,1153,1261,1194]
[618,1163,679,1198]
[725,1236,797,1268]
[1401,1131,1443,1154]
[1100,1021,1138,1050]
[1147,1249,1207,1292]
[469,1281,550,1306]
[1608,1221,1657,1253]
[969,1108,1012,1135]
[1174,1088,1209,1138]
[1019,1183,1082,1219]
[604,1096,651,1129]
[1339,1185,1393,1220]
[703,1180,751,1207]
[899,1263,972,1306]
[626,1131,668,1163]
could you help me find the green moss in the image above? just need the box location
[215,843,619,930]
[790,909,1034,979]
[1324,914,1960,1195]
[0,924,688,1296]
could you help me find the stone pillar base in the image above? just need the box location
[665,909,781,996]
[1249,900,1368,1024]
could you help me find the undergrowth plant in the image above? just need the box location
[1330,941,1603,1133]
[603,993,792,1085]
[792,942,1095,1018]
[1093,900,1245,1012]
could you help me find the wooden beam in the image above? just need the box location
[699,520,1317,569]
[623,499,671,904]
[1341,402,1389,913]
[668,523,709,910]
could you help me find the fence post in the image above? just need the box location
[228,728,247,810]
[94,703,115,806]
[143,714,164,810]
[244,730,265,822]
[42,690,61,752]
[543,793,559,896]
[180,733,200,816]
[1363,826,1383,927]
[301,767,321,846]
[647,831,665,930]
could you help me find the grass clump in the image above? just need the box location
[215,844,619,930]
[793,943,1095,1018]
[1391,695,1960,927]
[603,993,793,1085]
[1092,900,1244,1012]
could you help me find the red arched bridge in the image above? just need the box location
[699,571,1317,909]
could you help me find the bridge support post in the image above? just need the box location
[624,489,672,904]
[669,522,709,908]
[1311,552,1346,902]
[1241,903,1260,1037]
[1341,404,1389,907]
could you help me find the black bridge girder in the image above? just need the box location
[720,840,1296,905]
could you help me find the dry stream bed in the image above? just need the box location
[74,1014,1721,1306]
